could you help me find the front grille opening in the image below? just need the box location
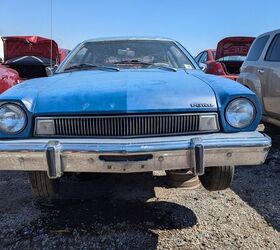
[34,113,219,138]
[54,114,199,137]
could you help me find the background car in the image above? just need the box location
[194,48,216,71]
[58,48,71,63]
[1,36,60,80]
[238,29,280,127]
[0,64,20,94]
[196,37,255,81]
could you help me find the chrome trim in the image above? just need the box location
[34,113,219,138]
[191,138,205,175]
[0,132,271,178]
[46,141,62,179]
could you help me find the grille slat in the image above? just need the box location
[36,113,217,137]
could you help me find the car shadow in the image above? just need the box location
[3,173,197,249]
[231,124,280,232]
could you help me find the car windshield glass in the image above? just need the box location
[218,56,246,61]
[60,40,194,71]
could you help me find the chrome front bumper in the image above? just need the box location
[0,132,271,179]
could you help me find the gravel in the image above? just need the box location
[0,126,279,250]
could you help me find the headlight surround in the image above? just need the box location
[0,104,27,134]
[225,98,255,129]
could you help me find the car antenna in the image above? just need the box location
[50,0,53,69]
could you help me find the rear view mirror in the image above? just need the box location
[199,62,207,72]
[117,49,135,57]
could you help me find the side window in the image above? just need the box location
[199,52,208,63]
[265,34,280,61]
[247,35,269,61]
[195,53,202,62]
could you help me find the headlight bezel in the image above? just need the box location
[225,98,256,129]
[0,103,27,135]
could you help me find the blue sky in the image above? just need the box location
[1,0,280,58]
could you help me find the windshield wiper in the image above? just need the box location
[63,63,120,72]
[113,60,177,72]
[113,60,152,65]
[153,65,177,72]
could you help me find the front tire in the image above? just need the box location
[199,166,234,191]
[28,171,60,199]
[166,170,200,189]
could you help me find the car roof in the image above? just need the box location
[256,28,280,38]
[83,36,177,43]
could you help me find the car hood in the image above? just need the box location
[1,36,59,62]
[216,36,255,60]
[2,69,218,115]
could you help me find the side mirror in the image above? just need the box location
[199,62,207,72]
[45,65,58,76]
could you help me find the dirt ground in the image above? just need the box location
[0,126,279,250]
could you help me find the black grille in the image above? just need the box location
[48,114,201,137]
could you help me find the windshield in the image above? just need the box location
[218,56,246,61]
[60,40,195,72]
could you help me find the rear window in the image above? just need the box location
[265,34,280,61]
[247,35,269,61]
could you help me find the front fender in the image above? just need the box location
[238,72,264,113]
[189,71,262,132]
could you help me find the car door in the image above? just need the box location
[243,35,270,114]
[261,33,280,119]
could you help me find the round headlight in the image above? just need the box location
[0,104,27,134]
[225,98,255,128]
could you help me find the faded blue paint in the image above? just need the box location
[0,61,262,138]
[189,71,262,132]
[2,69,219,114]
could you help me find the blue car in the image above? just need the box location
[0,37,271,198]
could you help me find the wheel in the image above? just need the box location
[199,166,234,191]
[28,171,60,199]
[166,170,200,189]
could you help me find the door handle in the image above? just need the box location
[257,69,265,74]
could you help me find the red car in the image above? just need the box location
[195,37,255,81]
[1,36,60,80]
[0,64,20,94]
[58,48,71,63]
